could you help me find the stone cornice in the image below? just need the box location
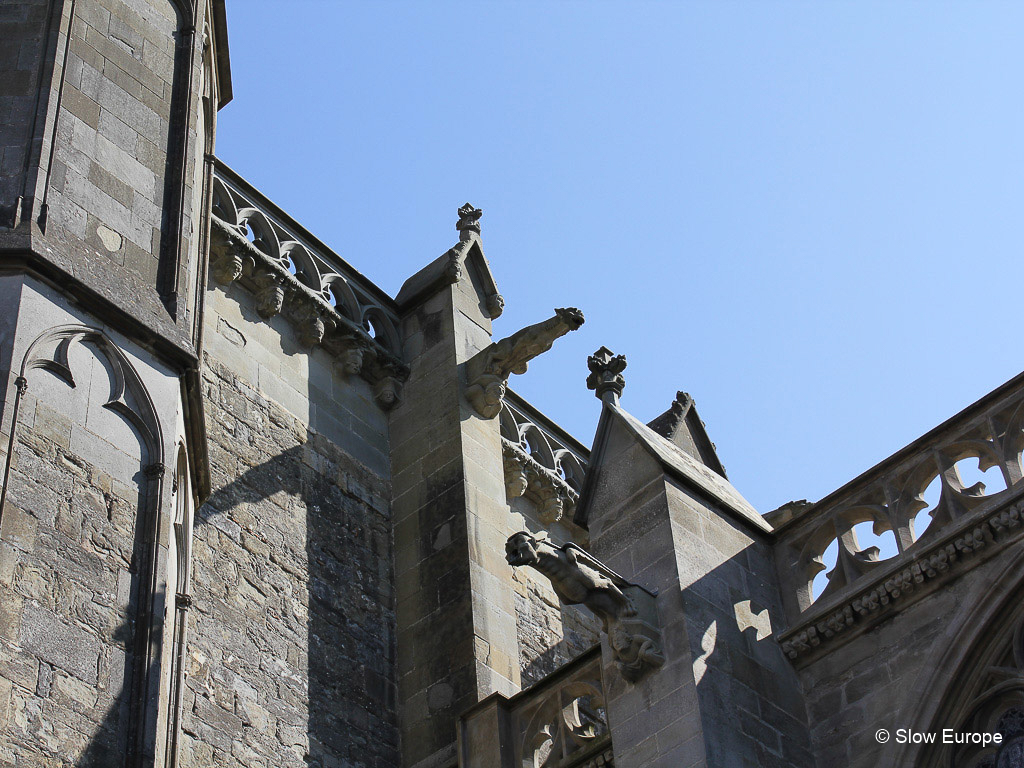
[209,217,408,409]
[502,438,580,524]
[778,488,1024,664]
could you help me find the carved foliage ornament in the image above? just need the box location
[466,308,585,418]
[456,202,483,240]
[506,531,664,682]
[586,346,627,404]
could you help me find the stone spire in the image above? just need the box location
[456,203,482,241]
[587,346,627,404]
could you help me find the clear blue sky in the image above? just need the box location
[216,1,1024,515]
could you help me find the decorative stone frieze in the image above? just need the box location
[773,375,1024,627]
[499,393,588,527]
[457,646,612,768]
[778,492,1024,662]
[502,438,579,523]
[209,166,410,401]
[466,308,585,418]
[506,531,664,682]
[512,648,611,768]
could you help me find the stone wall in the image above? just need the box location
[48,0,190,282]
[176,282,398,767]
[1,350,147,765]
[0,0,52,224]
[0,276,181,768]
[664,481,814,768]
[797,545,1024,767]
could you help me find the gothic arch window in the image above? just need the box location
[1,324,167,768]
[917,579,1024,768]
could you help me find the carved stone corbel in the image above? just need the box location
[501,440,579,524]
[374,375,402,410]
[254,269,285,318]
[503,450,529,499]
[506,531,664,682]
[485,292,505,320]
[335,337,369,378]
[530,482,565,525]
[210,220,247,284]
[465,307,585,418]
[293,301,330,348]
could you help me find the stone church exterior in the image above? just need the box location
[1,2,1023,767]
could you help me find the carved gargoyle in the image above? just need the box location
[465,308,585,418]
[506,531,665,682]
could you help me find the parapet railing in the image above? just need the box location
[512,646,611,768]
[771,371,1024,662]
[208,160,408,405]
[501,390,590,526]
[459,646,613,768]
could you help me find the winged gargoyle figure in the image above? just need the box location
[506,531,665,682]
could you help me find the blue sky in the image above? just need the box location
[216,1,1024,515]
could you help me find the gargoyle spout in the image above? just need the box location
[505,531,665,682]
[465,308,585,418]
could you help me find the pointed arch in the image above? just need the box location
[1,324,168,768]
[895,548,1024,767]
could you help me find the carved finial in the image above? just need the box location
[587,347,627,404]
[465,308,585,418]
[456,203,482,241]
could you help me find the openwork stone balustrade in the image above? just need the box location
[501,391,589,525]
[208,161,408,407]
[771,372,1024,662]
[459,646,613,768]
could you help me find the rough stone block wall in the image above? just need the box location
[178,283,398,767]
[47,0,185,279]
[0,337,153,766]
[507,496,599,688]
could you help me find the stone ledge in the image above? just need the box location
[208,217,408,409]
[778,488,1024,664]
[502,439,580,524]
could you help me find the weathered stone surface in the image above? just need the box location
[5,3,1024,767]
[182,307,399,767]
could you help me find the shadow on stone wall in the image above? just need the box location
[187,434,398,766]
[71,408,397,766]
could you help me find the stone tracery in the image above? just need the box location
[773,381,1024,661]
[500,395,587,525]
[208,166,408,408]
